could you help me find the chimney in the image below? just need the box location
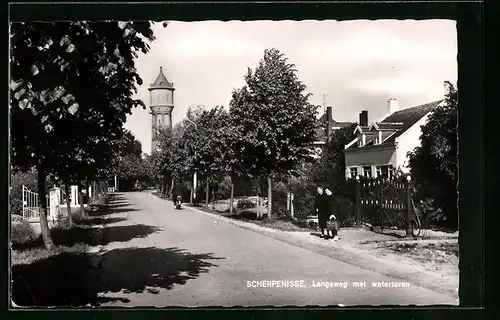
[326,106,333,142]
[388,98,399,115]
[359,110,368,127]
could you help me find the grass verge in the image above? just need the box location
[11,195,111,266]
[188,203,314,232]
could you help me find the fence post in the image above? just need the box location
[286,193,290,211]
[22,185,25,219]
[406,175,412,237]
[356,176,361,227]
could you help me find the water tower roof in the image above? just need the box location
[149,66,174,89]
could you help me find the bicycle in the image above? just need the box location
[373,197,421,238]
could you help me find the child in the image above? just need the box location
[326,214,339,241]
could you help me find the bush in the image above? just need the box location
[237,209,259,220]
[237,199,256,210]
[11,221,37,246]
[11,198,23,217]
[272,201,288,217]
[417,198,446,227]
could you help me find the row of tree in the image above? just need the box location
[150,77,458,230]
[150,48,320,218]
[10,21,161,250]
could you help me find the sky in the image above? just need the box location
[124,20,458,154]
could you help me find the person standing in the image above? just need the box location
[314,186,328,238]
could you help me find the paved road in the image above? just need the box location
[95,192,457,307]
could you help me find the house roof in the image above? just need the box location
[149,67,174,89]
[315,116,355,141]
[346,99,443,151]
[354,125,371,134]
[379,100,443,136]
[318,114,355,127]
[370,122,404,131]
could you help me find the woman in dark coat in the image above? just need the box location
[314,186,328,238]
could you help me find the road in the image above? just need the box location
[94,191,456,307]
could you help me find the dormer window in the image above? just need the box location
[357,133,366,147]
[374,130,382,145]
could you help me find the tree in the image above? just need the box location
[229,48,318,219]
[408,81,458,229]
[151,126,176,196]
[115,130,151,191]
[187,107,238,209]
[10,21,156,250]
[313,123,358,192]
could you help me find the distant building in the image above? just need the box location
[149,67,175,151]
[314,106,354,146]
[310,106,355,159]
[344,99,445,179]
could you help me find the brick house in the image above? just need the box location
[344,99,445,179]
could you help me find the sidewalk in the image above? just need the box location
[176,199,458,300]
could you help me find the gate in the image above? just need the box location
[22,185,49,221]
[357,176,411,230]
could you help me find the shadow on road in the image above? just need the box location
[87,207,140,217]
[76,217,128,226]
[12,247,225,307]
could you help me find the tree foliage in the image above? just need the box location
[408,81,458,229]
[10,21,155,174]
[115,130,153,191]
[312,123,358,192]
[229,48,318,177]
[10,21,157,249]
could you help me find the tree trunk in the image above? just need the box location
[163,174,168,197]
[256,181,261,219]
[212,189,216,210]
[190,187,193,205]
[166,175,171,196]
[169,177,174,199]
[93,181,97,203]
[230,177,235,215]
[78,184,85,219]
[65,184,73,228]
[83,181,90,216]
[205,180,209,209]
[267,174,272,219]
[37,165,54,251]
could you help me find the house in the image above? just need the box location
[344,98,445,179]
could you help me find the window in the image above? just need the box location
[377,165,394,179]
[363,166,372,178]
[388,166,394,179]
[350,167,358,178]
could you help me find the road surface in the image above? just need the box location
[93,192,456,307]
